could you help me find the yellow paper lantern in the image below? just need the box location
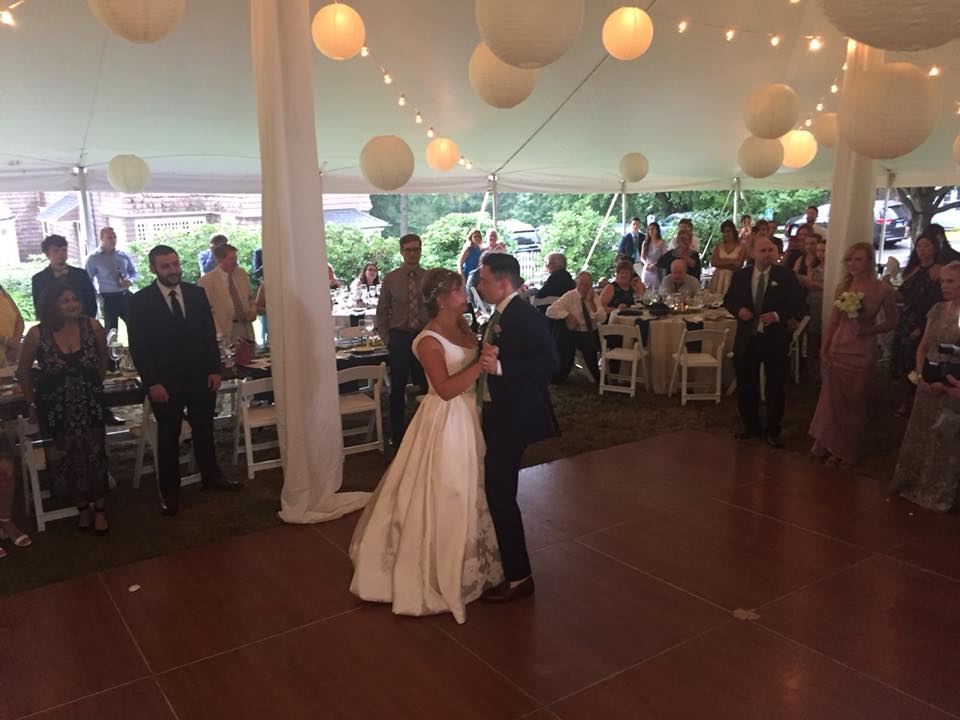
[359,136,414,192]
[602,7,654,61]
[743,84,800,140]
[107,154,150,193]
[780,130,818,169]
[468,42,539,109]
[87,0,184,43]
[476,0,585,69]
[810,112,838,149]
[815,0,960,52]
[953,135,960,165]
[426,138,460,172]
[839,62,941,160]
[619,153,649,183]
[311,3,366,61]
[737,136,783,179]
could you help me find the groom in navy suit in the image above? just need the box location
[477,253,559,602]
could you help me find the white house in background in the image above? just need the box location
[0,191,391,263]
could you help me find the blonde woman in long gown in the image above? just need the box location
[350,269,503,624]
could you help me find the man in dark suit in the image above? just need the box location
[534,252,576,301]
[723,236,806,448]
[31,234,98,320]
[477,253,559,602]
[128,245,241,516]
[617,217,645,262]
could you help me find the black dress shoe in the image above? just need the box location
[481,576,535,603]
[734,430,760,441]
[159,496,179,517]
[765,434,783,449]
[202,474,243,491]
[105,413,126,426]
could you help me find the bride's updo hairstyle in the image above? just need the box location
[421,268,464,318]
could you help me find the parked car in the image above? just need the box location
[500,219,541,251]
[784,201,911,248]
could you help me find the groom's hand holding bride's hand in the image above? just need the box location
[479,342,499,374]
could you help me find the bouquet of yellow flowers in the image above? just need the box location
[834,290,864,319]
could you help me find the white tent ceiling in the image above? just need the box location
[2,0,959,194]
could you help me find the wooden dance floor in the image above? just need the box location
[3,430,959,719]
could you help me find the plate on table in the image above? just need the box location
[351,347,382,356]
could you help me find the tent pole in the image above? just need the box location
[732,177,740,222]
[582,192,619,271]
[399,193,409,236]
[878,170,894,271]
[621,180,627,236]
[478,191,489,223]
[491,175,498,231]
[75,165,96,254]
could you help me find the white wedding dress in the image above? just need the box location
[349,330,504,624]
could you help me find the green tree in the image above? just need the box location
[0,254,49,321]
[420,212,493,270]
[325,224,402,281]
[540,208,617,278]
[897,186,960,239]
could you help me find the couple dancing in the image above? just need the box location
[349,253,559,623]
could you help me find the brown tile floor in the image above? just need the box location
[3,430,958,720]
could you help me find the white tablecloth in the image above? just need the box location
[332,308,375,330]
[611,311,737,394]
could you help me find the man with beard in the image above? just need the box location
[128,245,241,517]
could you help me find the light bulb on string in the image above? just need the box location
[842,62,848,71]
[677,20,688,33]
[804,118,812,127]
[382,71,392,85]
[807,36,822,51]
[830,83,839,94]
[769,34,781,47]
[0,10,14,26]
[725,29,735,42]
[465,160,473,170]
[929,65,941,77]
[458,156,466,166]
[414,110,423,124]
[398,94,406,107]
[426,126,435,138]
[360,46,369,57]
[816,102,824,112]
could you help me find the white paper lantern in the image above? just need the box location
[311,3,365,61]
[815,0,960,52]
[743,84,800,140]
[810,112,838,149]
[476,0,585,69]
[780,130,818,169]
[839,62,941,160]
[619,153,649,182]
[737,136,784,179]
[426,138,460,172]
[953,135,960,165]
[107,154,150,193]
[602,7,654,61]
[87,0,184,43]
[359,136,414,191]
[468,42,539,109]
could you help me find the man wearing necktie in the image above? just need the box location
[198,243,258,342]
[128,245,241,517]
[545,271,606,384]
[375,234,428,446]
[723,236,805,448]
[617,217,645,263]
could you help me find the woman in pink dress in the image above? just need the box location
[809,242,899,467]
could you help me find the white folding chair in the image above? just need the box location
[598,324,649,397]
[232,377,281,479]
[668,328,729,405]
[131,397,200,489]
[532,295,559,310]
[337,362,385,456]
[790,315,811,384]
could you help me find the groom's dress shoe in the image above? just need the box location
[481,576,535,603]
[202,473,243,491]
[159,495,179,517]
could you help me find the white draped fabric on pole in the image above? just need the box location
[250,0,370,523]
[822,41,883,330]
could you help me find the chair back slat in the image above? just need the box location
[337,362,386,385]
[239,377,274,401]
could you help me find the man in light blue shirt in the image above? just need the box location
[198,234,228,276]
[85,226,137,333]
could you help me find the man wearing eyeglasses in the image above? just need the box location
[375,234,429,445]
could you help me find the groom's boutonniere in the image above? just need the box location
[770,280,779,288]
[493,324,502,337]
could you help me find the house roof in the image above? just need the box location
[0,1,958,194]
[37,193,80,222]
[324,208,389,229]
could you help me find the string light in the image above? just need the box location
[397,94,407,107]
[725,28,735,42]
[414,110,423,124]
[382,71,392,85]
[426,126,435,138]
[807,36,823,51]
[804,118,812,127]
[816,102,824,112]
[842,62,848,71]
[769,34,781,47]
[790,0,801,4]
[0,10,13,26]
[929,65,941,77]
[465,160,473,170]
[677,20,688,33]
[458,156,466,166]
[830,83,839,94]
[359,46,369,57]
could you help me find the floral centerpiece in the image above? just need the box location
[834,290,864,319]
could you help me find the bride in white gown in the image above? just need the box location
[349,268,503,624]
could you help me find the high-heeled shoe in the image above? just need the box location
[0,518,31,548]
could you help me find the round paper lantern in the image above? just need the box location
[476,0,585,69]
[780,130,818,169]
[87,0,184,43]
[468,42,539,109]
[359,136,414,191]
[311,3,365,61]
[743,84,800,139]
[953,135,960,165]
[619,152,649,182]
[107,154,150,193]
[839,62,941,159]
[602,7,654,61]
[815,0,960,52]
[810,112,838,149]
[425,138,460,172]
[737,137,784,179]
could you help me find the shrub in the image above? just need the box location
[325,225,402,282]
[421,212,493,270]
[0,254,49,321]
[540,208,617,279]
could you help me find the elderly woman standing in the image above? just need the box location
[891,261,960,511]
[809,242,898,467]
[18,285,110,534]
[890,234,943,416]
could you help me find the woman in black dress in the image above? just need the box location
[18,284,110,533]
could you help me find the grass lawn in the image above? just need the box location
[0,365,909,598]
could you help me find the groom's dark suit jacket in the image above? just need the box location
[486,295,560,445]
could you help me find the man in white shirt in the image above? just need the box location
[661,259,702,298]
[805,206,829,241]
[669,218,701,251]
[198,243,257,341]
[546,271,606,384]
